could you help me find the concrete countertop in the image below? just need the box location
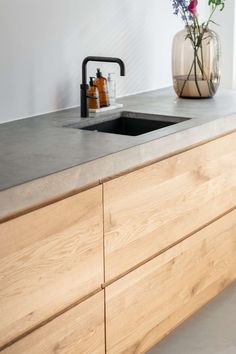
[1,87,236,221]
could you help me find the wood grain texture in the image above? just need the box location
[2,291,105,354]
[104,132,236,281]
[0,186,103,348]
[106,210,236,354]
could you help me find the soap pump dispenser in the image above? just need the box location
[95,68,110,107]
[87,77,100,110]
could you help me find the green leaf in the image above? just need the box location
[208,0,225,9]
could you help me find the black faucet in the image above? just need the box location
[80,56,125,117]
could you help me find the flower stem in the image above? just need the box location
[193,50,202,96]
[196,18,205,80]
[179,60,195,96]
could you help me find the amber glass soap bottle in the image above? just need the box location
[87,77,100,110]
[95,68,110,107]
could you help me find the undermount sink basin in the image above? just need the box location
[66,111,190,137]
[80,116,176,136]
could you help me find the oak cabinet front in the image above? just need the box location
[106,210,236,354]
[0,186,103,349]
[1,131,236,353]
[2,291,105,354]
[104,132,236,282]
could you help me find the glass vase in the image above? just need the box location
[172,26,221,98]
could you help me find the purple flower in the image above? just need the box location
[171,0,194,22]
[172,0,188,15]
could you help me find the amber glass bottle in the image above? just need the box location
[87,77,100,109]
[95,68,110,107]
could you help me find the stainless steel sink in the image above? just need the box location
[66,111,190,137]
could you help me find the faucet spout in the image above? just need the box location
[80,56,125,117]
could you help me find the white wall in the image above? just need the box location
[0,1,209,123]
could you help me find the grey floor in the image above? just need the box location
[147,282,236,354]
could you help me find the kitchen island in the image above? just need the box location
[0,87,236,353]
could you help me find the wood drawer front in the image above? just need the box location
[0,186,103,349]
[2,291,105,354]
[104,132,236,281]
[106,210,236,354]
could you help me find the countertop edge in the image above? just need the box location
[1,113,236,223]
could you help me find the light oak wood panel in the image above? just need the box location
[104,132,236,281]
[2,291,105,354]
[106,210,236,354]
[0,186,103,349]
